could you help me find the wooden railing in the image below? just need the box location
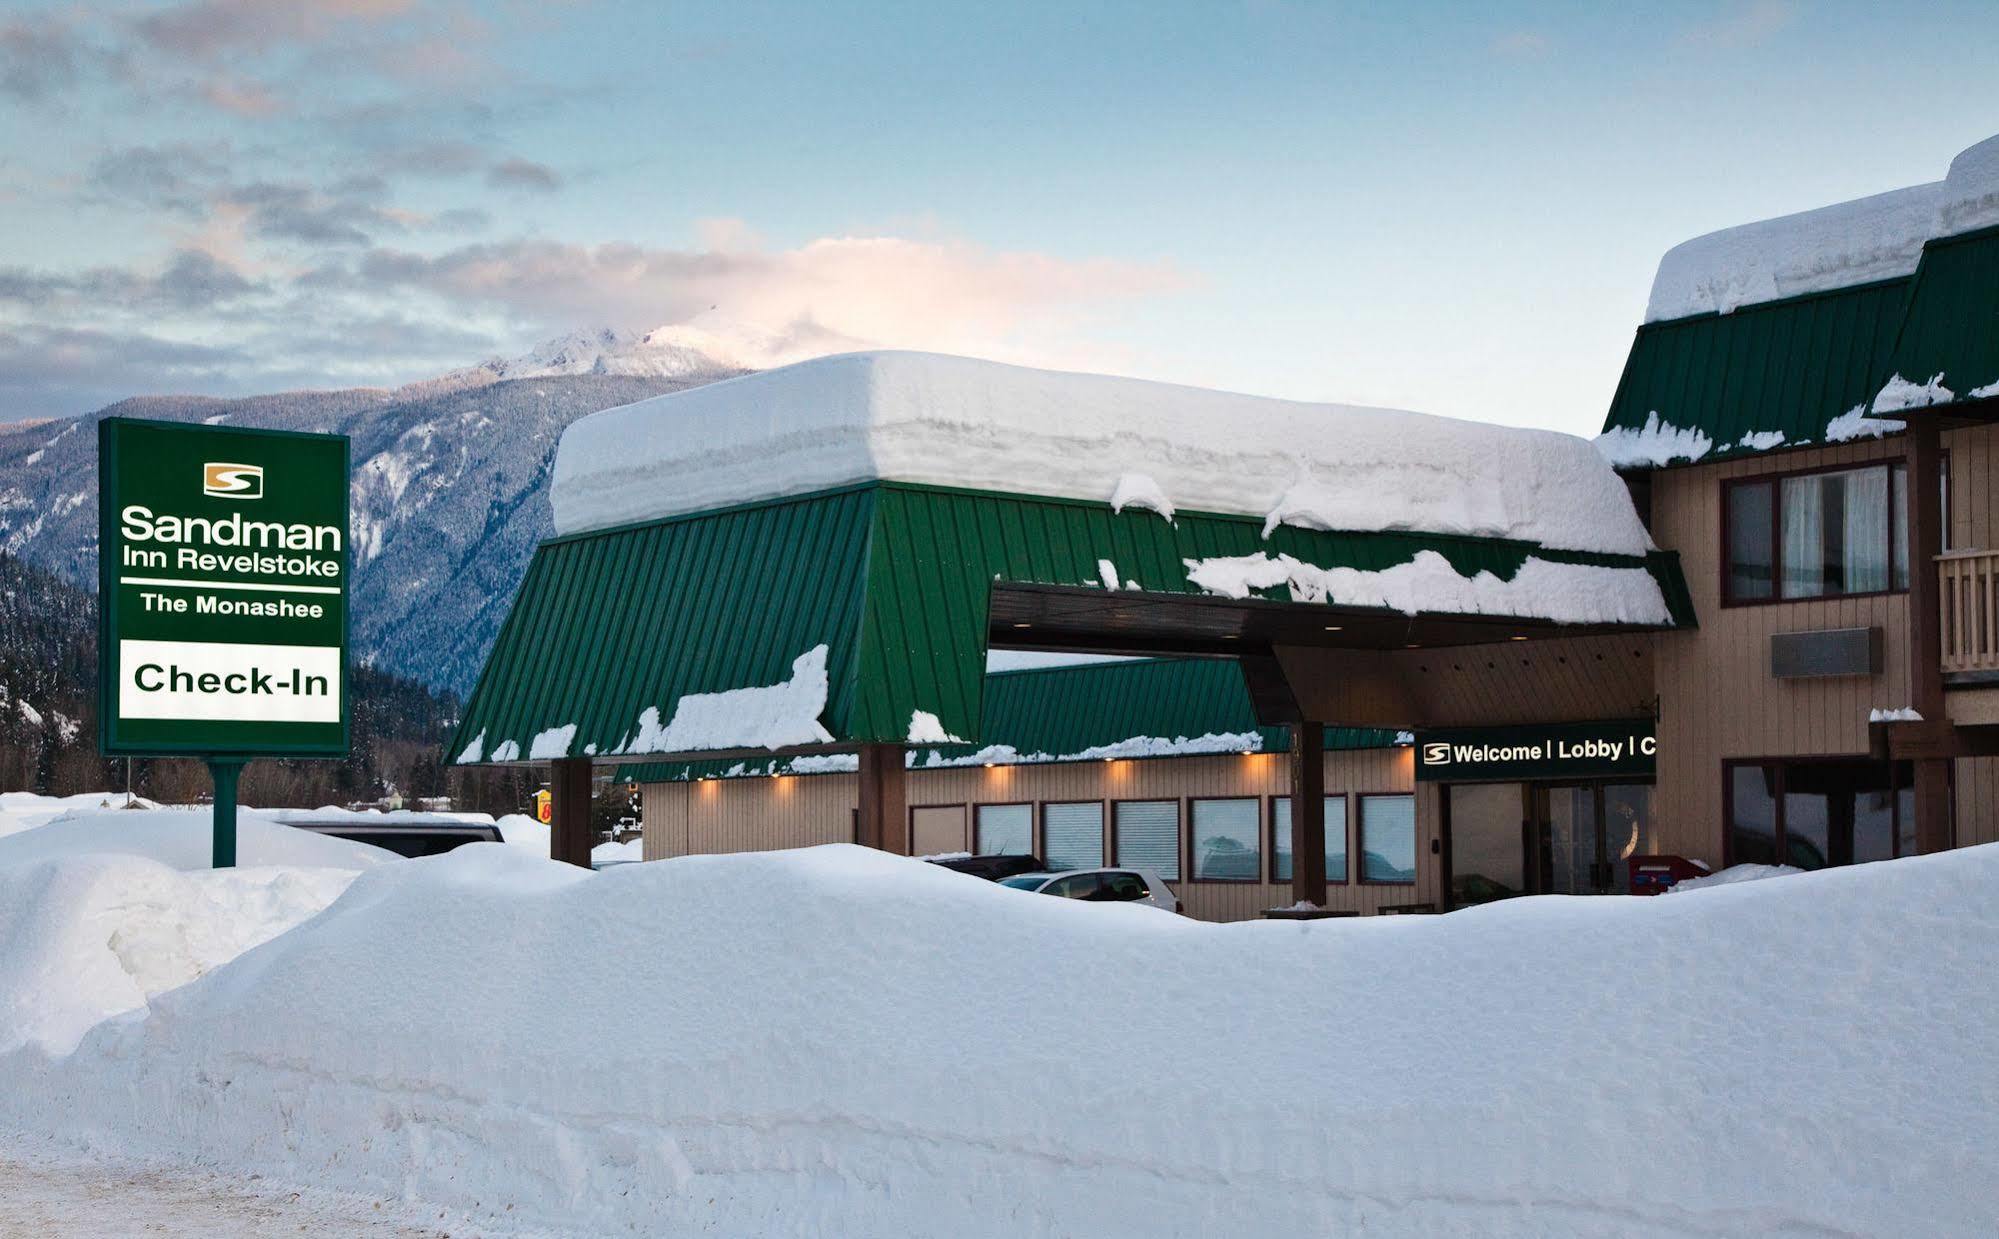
[1939,549,1999,674]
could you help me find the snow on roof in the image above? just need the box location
[551,351,1655,557]
[1644,133,1999,323]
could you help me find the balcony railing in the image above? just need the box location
[1939,549,1999,674]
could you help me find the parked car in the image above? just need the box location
[998,867,1181,913]
[283,819,503,859]
[926,853,1049,882]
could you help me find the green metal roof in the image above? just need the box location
[1869,223,1999,416]
[1602,277,1912,465]
[616,656,1402,782]
[451,481,1691,765]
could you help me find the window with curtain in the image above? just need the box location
[1359,795,1417,883]
[1113,800,1179,880]
[1271,796,1348,883]
[975,804,1031,856]
[1725,463,1909,602]
[1190,798,1261,880]
[1041,802,1103,871]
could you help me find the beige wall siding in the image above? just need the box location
[1646,433,1999,861]
[641,747,1431,922]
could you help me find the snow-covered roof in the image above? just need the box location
[551,351,1654,557]
[1645,133,1999,323]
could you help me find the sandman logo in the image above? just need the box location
[202,462,263,500]
[1422,742,1450,765]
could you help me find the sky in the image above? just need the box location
[2,0,1998,437]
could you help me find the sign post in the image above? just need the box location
[97,418,351,867]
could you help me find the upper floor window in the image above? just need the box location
[1724,462,1909,603]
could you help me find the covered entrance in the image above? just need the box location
[1420,721,1658,906]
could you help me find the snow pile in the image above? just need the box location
[1109,472,1174,522]
[1594,411,1714,468]
[494,813,551,856]
[551,352,1655,557]
[1182,548,1673,626]
[0,809,400,872]
[1645,132,1999,323]
[591,838,643,865]
[1873,372,1955,414]
[0,855,357,1055]
[1666,862,1805,893]
[1825,402,1902,442]
[4,843,1998,1236]
[0,792,157,839]
[619,644,834,756]
[1869,706,1923,723]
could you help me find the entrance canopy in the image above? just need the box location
[450,353,1691,770]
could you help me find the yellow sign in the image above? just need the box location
[533,788,552,824]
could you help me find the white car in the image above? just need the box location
[998,867,1181,913]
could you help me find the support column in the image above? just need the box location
[1290,721,1327,908]
[550,757,594,868]
[857,743,908,855]
[1906,419,1953,853]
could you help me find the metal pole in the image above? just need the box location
[208,758,243,868]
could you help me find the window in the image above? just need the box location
[1041,802,1103,871]
[1270,796,1348,883]
[975,804,1031,856]
[1723,463,1909,603]
[1042,873,1100,899]
[1726,759,1913,869]
[1359,794,1417,884]
[1191,798,1261,880]
[1113,800,1179,880]
[1101,871,1149,901]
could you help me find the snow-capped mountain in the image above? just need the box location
[0,332,749,695]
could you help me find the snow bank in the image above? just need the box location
[7,843,1998,1237]
[1645,132,1999,323]
[0,809,400,872]
[619,644,834,756]
[0,855,357,1055]
[551,352,1655,557]
[494,813,550,856]
[0,792,156,839]
[1666,862,1804,893]
[591,838,643,865]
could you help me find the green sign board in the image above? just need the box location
[97,418,351,758]
[1414,720,1655,783]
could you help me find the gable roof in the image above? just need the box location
[615,656,1403,783]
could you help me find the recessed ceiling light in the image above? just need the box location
[1404,642,1421,649]
[1012,622,1032,629]
[1323,625,1343,631]
[1509,635,1529,641]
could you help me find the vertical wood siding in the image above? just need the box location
[641,748,1429,922]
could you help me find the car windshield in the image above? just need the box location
[998,874,1051,890]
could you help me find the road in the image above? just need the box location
[0,1154,452,1238]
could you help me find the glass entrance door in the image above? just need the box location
[1449,781,1656,904]
[1534,783,1655,894]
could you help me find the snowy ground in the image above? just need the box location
[0,803,1994,1237]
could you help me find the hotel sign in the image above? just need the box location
[1414,720,1655,783]
[98,418,350,758]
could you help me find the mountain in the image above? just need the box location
[0,331,748,695]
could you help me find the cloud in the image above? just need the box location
[328,228,1191,373]
[132,0,421,60]
[0,13,84,100]
[1682,0,1796,49]
[0,248,261,312]
[0,324,249,416]
[486,156,561,192]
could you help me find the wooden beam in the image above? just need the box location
[857,743,908,855]
[1906,420,1953,853]
[1876,719,1999,761]
[1240,651,1303,726]
[1290,721,1327,908]
[549,757,594,868]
